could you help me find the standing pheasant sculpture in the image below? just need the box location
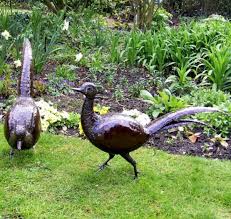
[4,39,41,157]
[73,82,220,178]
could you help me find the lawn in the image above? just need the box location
[0,125,230,218]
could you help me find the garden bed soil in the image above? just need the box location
[40,62,154,113]
[149,130,231,160]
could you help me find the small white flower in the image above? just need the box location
[122,109,151,126]
[75,53,83,62]
[1,30,11,40]
[135,114,151,126]
[62,126,67,132]
[14,60,22,68]
[62,111,69,119]
[122,109,140,117]
[62,19,70,31]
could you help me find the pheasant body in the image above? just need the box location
[4,39,41,156]
[74,82,220,178]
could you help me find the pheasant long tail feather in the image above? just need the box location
[155,119,214,133]
[19,38,33,97]
[147,107,220,135]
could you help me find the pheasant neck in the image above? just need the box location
[81,97,97,137]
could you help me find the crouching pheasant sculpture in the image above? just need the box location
[4,39,41,157]
[73,82,219,178]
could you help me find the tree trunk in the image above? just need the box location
[42,0,58,13]
[132,0,157,30]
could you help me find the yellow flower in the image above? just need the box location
[78,121,84,135]
[94,105,110,115]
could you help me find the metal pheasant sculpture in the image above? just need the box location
[73,82,220,178]
[4,39,41,157]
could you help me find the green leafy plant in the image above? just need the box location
[47,73,73,96]
[89,48,104,72]
[110,34,122,63]
[140,89,187,118]
[0,30,14,76]
[49,112,81,134]
[165,59,200,94]
[0,95,16,114]
[33,80,47,96]
[0,71,12,97]
[25,9,63,74]
[113,86,124,101]
[152,7,172,30]
[0,9,11,31]
[183,88,231,136]
[183,88,230,107]
[203,44,231,91]
[56,65,76,81]
[70,12,109,49]
[123,31,142,66]
[129,81,147,97]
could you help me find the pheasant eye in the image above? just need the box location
[86,87,93,93]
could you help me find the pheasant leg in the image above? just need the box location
[10,148,15,159]
[99,153,115,170]
[121,153,139,179]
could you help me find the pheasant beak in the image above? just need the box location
[72,87,83,93]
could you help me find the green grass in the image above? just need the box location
[0,125,231,218]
